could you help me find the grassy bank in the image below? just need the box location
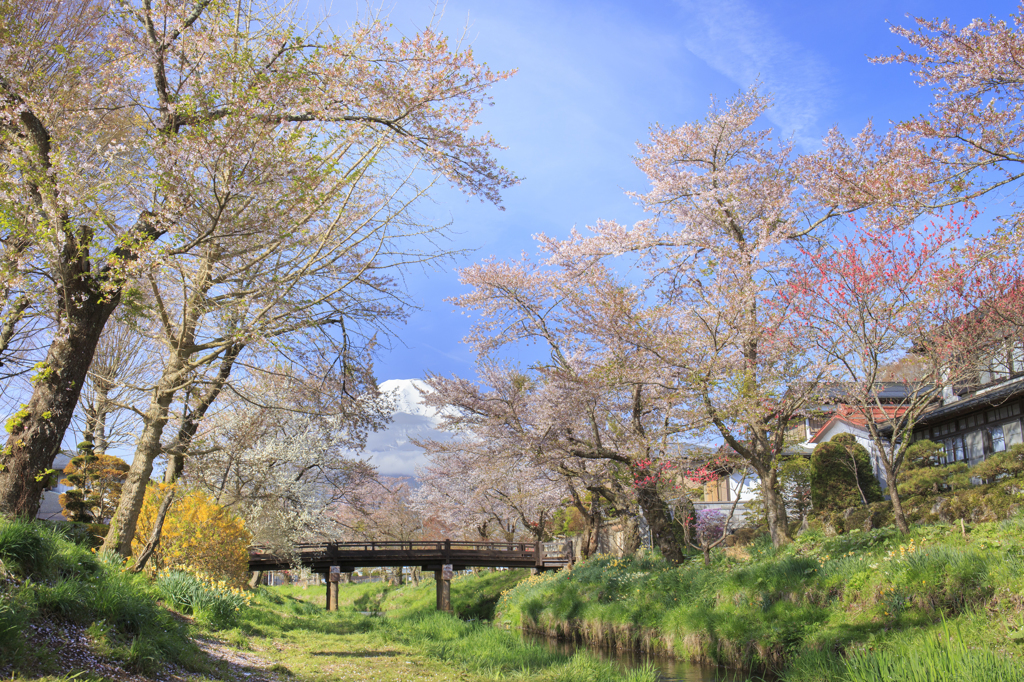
[0,518,206,678]
[496,517,1024,680]
[0,518,653,682]
[223,585,656,682]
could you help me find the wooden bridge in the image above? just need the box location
[248,539,574,612]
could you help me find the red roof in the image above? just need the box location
[807,405,909,444]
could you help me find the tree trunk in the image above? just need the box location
[880,458,910,534]
[105,250,217,555]
[0,288,118,517]
[703,546,711,567]
[0,100,157,519]
[845,449,869,506]
[103,361,182,556]
[620,513,642,555]
[121,348,240,563]
[567,485,600,560]
[162,343,242,484]
[635,481,686,563]
[675,496,697,547]
[756,465,791,548]
[92,380,112,455]
[129,486,176,573]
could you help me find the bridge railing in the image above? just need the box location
[249,539,574,569]
[249,540,541,555]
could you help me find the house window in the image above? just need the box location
[990,425,1006,453]
[943,436,966,463]
[980,340,1024,385]
[1005,420,1023,447]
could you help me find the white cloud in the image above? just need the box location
[678,0,832,146]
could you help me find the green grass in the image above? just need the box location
[0,517,206,678]
[217,581,656,682]
[496,516,1024,680]
[11,511,1020,681]
[842,621,1024,682]
[275,569,527,620]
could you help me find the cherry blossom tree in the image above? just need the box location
[413,428,568,543]
[0,0,158,514]
[878,10,1024,221]
[343,477,423,542]
[0,0,516,518]
[533,88,851,548]
[423,257,690,560]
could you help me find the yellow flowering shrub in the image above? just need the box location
[132,484,251,586]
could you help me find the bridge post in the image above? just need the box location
[436,539,452,613]
[324,574,331,610]
[328,566,340,611]
[434,570,451,612]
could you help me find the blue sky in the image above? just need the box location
[318,0,1021,385]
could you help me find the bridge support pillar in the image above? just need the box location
[324,574,331,610]
[327,567,340,611]
[434,571,450,612]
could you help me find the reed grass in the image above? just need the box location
[843,621,1024,682]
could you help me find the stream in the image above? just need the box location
[520,631,772,682]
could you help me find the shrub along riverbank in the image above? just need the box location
[495,517,1024,681]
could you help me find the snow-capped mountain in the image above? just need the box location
[379,378,434,417]
[363,379,454,477]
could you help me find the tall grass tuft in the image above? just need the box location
[0,517,206,675]
[156,567,252,628]
[844,621,1024,682]
[0,517,48,575]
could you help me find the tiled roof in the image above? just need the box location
[808,405,910,443]
[906,377,1024,429]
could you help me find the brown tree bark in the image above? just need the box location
[104,256,218,556]
[0,94,159,518]
[635,480,687,563]
[0,285,118,516]
[103,363,182,555]
[756,463,792,547]
[163,343,242,484]
[879,457,910,534]
[619,512,643,555]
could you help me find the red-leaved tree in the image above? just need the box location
[788,208,1022,533]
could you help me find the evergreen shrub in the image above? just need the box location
[810,433,883,512]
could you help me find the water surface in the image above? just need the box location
[520,631,772,682]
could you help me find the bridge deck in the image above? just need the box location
[248,540,573,573]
